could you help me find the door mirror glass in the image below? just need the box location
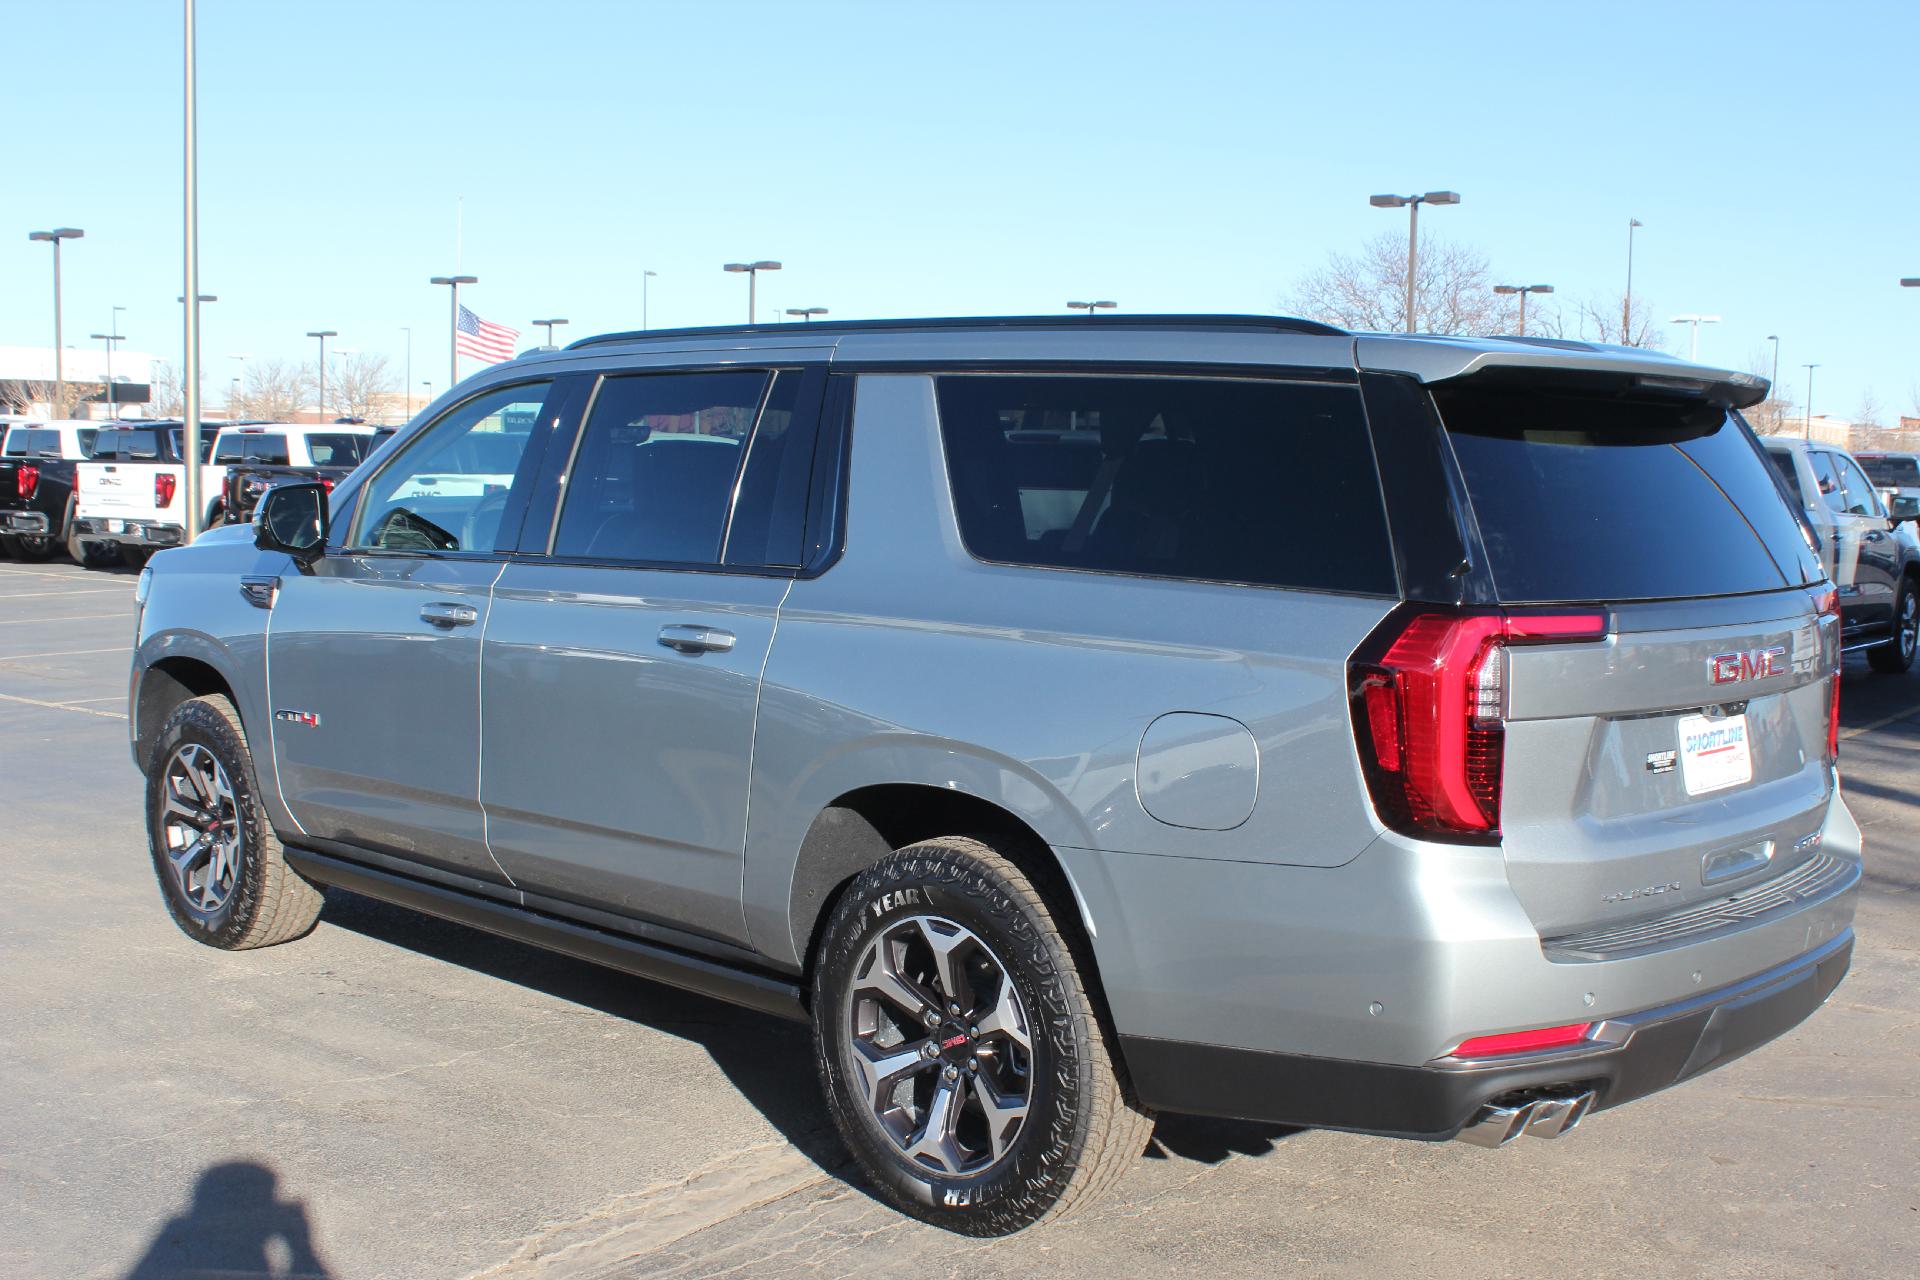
[1889,494,1920,524]
[254,482,329,562]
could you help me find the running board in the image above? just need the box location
[284,846,808,1023]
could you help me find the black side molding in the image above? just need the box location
[284,846,808,1023]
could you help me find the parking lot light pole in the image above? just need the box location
[430,275,477,386]
[1067,301,1116,315]
[723,261,780,324]
[27,228,84,408]
[401,327,411,419]
[643,270,658,329]
[307,331,337,423]
[532,317,569,347]
[90,331,124,418]
[1803,364,1820,440]
[1370,191,1459,333]
[1669,313,1721,362]
[1492,283,1553,336]
[1623,218,1644,344]
[785,307,828,323]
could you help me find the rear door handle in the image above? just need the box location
[420,601,478,628]
[658,624,736,654]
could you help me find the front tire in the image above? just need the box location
[1868,578,1917,674]
[146,694,323,950]
[811,836,1152,1235]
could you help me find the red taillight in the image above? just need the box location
[154,472,177,509]
[1352,609,1608,837]
[319,476,336,492]
[1451,1022,1593,1059]
[16,464,37,500]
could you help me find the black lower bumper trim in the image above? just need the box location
[1119,932,1852,1140]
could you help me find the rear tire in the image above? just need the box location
[66,521,118,567]
[1868,579,1917,674]
[6,532,55,560]
[811,836,1152,1235]
[145,694,324,950]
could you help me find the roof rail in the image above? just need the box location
[564,313,1346,351]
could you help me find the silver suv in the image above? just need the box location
[131,317,1859,1235]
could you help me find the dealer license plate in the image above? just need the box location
[1677,713,1752,796]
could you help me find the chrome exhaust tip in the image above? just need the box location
[1455,1089,1596,1148]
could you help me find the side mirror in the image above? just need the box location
[254,482,329,564]
[1890,495,1920,525]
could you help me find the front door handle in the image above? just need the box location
[420,601,478,628]
[658,624,736,654]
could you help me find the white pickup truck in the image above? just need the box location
[71,422,375,564]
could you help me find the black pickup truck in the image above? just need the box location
[219,427,390,526]
[0,421,98,561]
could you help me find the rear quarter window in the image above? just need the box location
[1435,386,1820,603]
[935,374,1396,596]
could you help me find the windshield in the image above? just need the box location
[1436,386,1821,602]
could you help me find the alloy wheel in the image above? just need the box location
[160,743,243,913]
[846,914,1034,1176]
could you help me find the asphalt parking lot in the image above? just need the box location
[0,553,1915,1280]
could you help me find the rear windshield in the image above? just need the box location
[91,429,165,461]
[1435,386,1820,603]
[936,374,1396,596]
[1858,455,1920,486]
[306,433,372,467]
[3,428,61,457]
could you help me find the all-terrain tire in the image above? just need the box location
[812,836,1153,1235]
[145,694,323,950]
[1867,578,1918,674]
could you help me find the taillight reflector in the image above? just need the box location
[1352,609,1608,838]
[154,472,177,509]
[16,463,38,500]
[1451,1022,1593,1058]
[1816,585,1840,767]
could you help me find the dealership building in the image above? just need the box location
[0,345,157,417]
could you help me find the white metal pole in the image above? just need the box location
[182,0,203,542]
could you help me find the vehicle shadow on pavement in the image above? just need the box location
[122,1160,332,1278]
[317,889,1302,1200]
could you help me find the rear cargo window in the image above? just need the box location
[1858,454,1920,487]
[1435,386,1821,602]
[936,375,1396,596]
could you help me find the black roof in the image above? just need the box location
[566,313,1346,352]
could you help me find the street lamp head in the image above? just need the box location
[306,330,337,338]
[429,275,478,286]
[723,263,750,273]
[29,227,85,242]
[532,318,569,326]
[1422,191,1461,205]
[1531,284,1554,295]
[785,307,828,318]
[1493,285,1520,295]
[1902,278,1920,288]
[177,294,217,303]
[751,260,781,271]
[644,269,659,279]
[1368,195,1408,208]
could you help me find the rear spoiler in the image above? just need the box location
[1354,334,1769,410]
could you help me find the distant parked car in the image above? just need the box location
[1763,437,1920,672]
[1853,451,1920,509]
[219,427,388,527]
[0,420,98,561]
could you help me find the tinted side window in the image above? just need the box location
[551,371,768,565]
[1437,387,1820,603]
[724,370,818,567]
[76,428,97,457]
[306,433,370,467]
[936,375,1396,595]
[1809,452,1845,511]
[352,382,552,553]
[1835,456,1881,516]
[1764,447,1799,493]
[213,434,247,464]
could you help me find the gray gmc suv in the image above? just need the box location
[131,316,1859,1234]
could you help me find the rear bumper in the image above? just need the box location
[1121,930,1852,1138]
[1,509,51,534]
[73,517,183,547]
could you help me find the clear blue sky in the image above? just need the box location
[5,0,1916,416]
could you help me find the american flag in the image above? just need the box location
[455,304,518,364]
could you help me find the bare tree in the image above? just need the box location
[329,352,396,423]
[0,377,94,417]
[1741,345,1795,436]
[149,361,185,417]
[1285,232,1518,335]
[229,358,309,422]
